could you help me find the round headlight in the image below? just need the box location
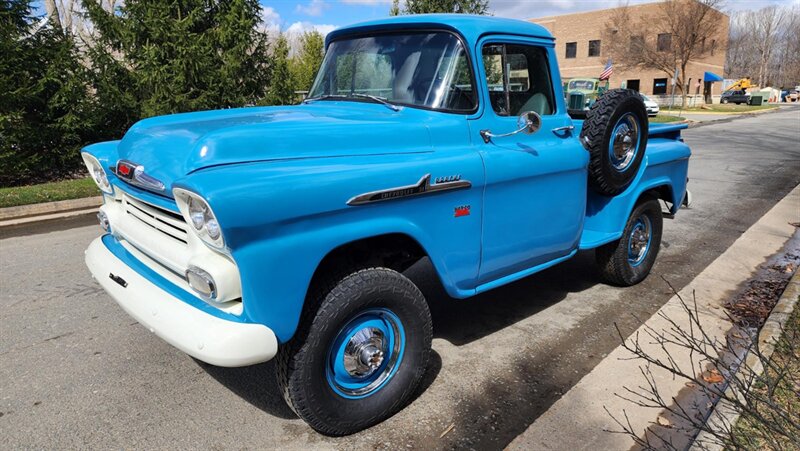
[174,189,225,249]
[82,153,113,194]
[188,197,207,230]
[206,219,221,240]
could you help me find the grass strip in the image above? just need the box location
[0,177,100,208]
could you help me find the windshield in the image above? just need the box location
[568,80,596,91]
[307,32,476,112]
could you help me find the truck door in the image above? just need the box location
[470,37,589,284]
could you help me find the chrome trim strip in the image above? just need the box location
[347,174,472,206]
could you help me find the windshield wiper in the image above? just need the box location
[303,94,347,104]
[303,93,401,112]
[351,93,401,112]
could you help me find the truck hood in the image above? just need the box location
[115,102,434,194]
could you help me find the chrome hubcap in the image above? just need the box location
[343,327,386,378]
[610,115,639,171]
[628,215,651,265]
[327,308,405,398]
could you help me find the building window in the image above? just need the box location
[565,42,577,59]
[657,33,672,52]
[630,35,644,53]
[626,79,640,92]
[653,78,668,95]
[588,40,601,57]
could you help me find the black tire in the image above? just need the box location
[596,195,663,286]
[580,89,649,196]
[276,267,432,436]
[721,98,728,104]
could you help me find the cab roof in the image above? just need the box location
[326,14,554,47]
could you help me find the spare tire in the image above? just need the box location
[580,89,648,196]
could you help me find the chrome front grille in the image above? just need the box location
[122,193,189,245]
[105,189,243,314]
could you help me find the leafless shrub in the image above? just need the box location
[604,277,799,450]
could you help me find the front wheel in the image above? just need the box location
[596,195,663,286]
[276,267,432,436]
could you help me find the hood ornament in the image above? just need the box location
[116,160,166,192]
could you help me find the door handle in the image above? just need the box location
[551,125,574,135]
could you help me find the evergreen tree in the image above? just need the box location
[290,31,325,92]
[395,0,490,15]
[266,33,295,105]
[0,0,98,186]
[84,0,272,122]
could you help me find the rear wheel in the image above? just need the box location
[276,267,432,436]
[596,195,663,286]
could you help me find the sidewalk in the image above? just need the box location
[507,185,800,450]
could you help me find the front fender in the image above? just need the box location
[232,218,452,342]
[174,150,485,342]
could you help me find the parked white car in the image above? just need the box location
[640,94,660,117]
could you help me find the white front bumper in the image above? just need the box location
[85,237,278,367]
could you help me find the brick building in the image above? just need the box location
[530,1,729,100]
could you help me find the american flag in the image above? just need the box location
[599,58,613,80]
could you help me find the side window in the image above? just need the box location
[565,42,576,59]
[657,33,672,52]
[482,43,555,117]
[653,78,668,95]
[588,40,601,57]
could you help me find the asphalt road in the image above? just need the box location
[1,107,799,450]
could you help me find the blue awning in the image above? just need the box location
[704,71,723,82]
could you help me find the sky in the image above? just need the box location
[266,0,798,37]
[31,0,798,38]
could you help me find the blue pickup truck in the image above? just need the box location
[82,15,690,435]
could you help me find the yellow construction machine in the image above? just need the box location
[725,77,752,92]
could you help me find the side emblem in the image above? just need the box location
[435,175,461,184]
[347,174,472,206]
[454,205,471,217]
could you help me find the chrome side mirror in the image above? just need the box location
[480,111,542,143]
[519,111,542,134]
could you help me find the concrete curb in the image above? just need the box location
[684,107,784,129]
[676,107,780,116]
[690,268,800,450]
[506,184,800,451]
[0,196,102,228]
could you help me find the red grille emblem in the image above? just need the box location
[118,162,132,176]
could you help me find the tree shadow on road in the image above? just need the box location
[405,252,602,346]
[196,251,598,426]
[197,359,297,419]
[196,350,443,422]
